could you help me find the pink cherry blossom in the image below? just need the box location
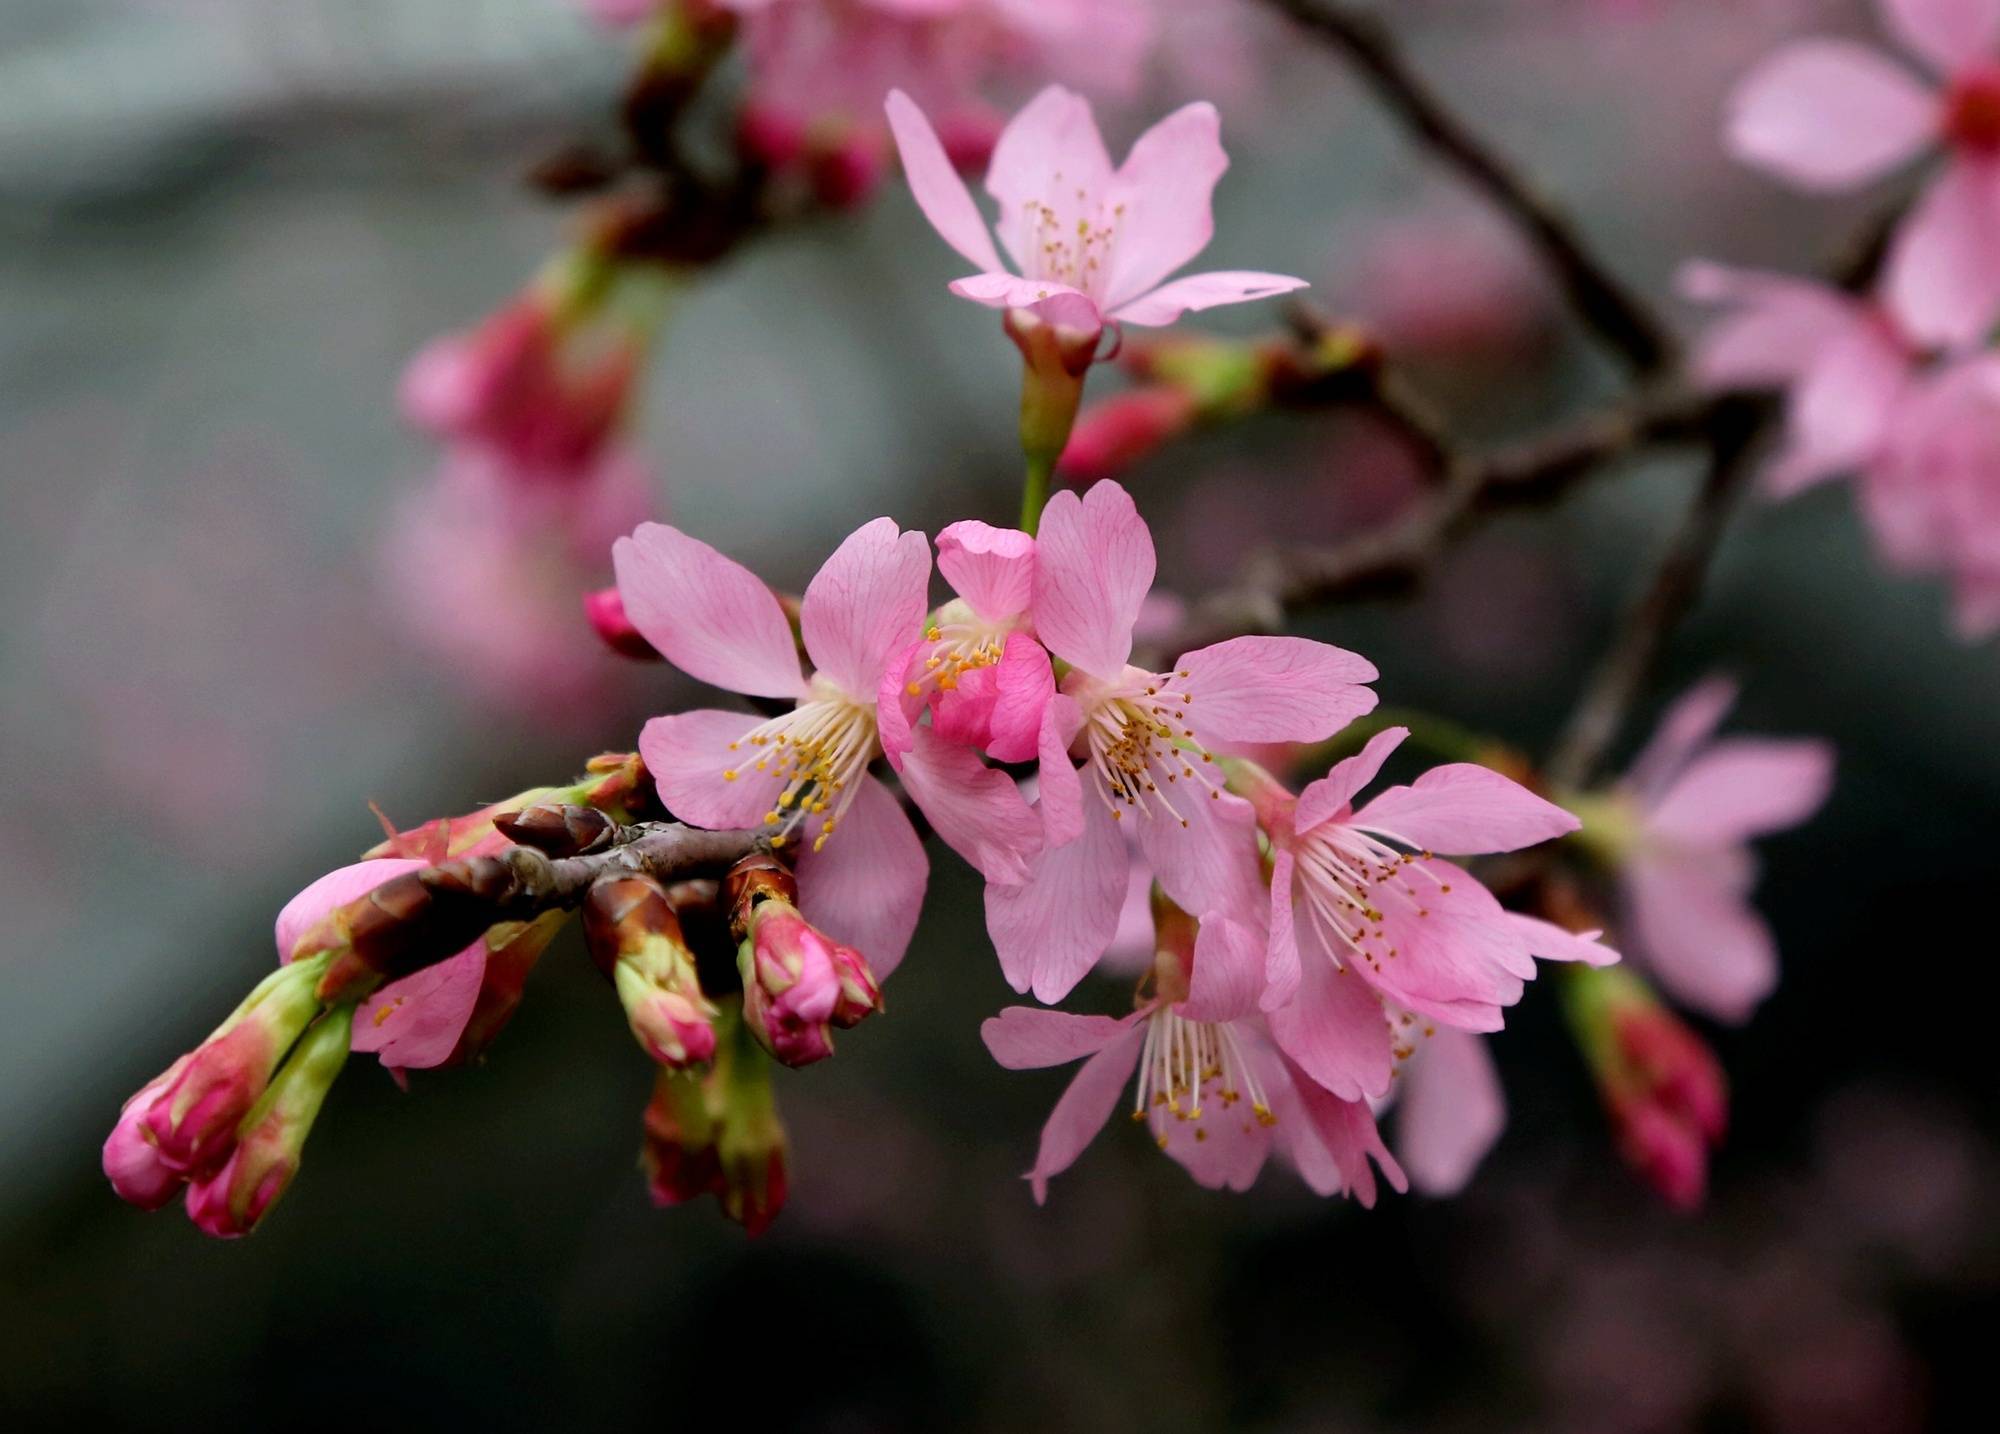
[1725,0,2000,346]
[1254,727,1597,1102]
[1387,1026,1507,1197]
[982,479,1378,1003]
[981,914,1406,1204]
[885,84,1308,337]
[614,517,933,972]
[1679,261,1919,499]
[1609,678,1834,1024]
[1869,351,2000,639]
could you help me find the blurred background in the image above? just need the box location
[2,1,1994,1429]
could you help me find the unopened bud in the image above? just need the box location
[1563,965,1728,1211]
[585,874,719,1067]
[103,1057,192,1210]
[138,956,330,1178]
[637,1004,788,1235]
[807,132,886,210]
[495,802,619,856]
[185,1006,353,1238]
[584,586,663,661]
[736,900,881,1067]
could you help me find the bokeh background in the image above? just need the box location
[2,2,1994,1429]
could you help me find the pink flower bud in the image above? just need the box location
[583,586,663,660]
[585,875,719,1068]
[738,103,807,170]
[184,1007,352,1238]
[102,1058,191,1210]
[737,905,880,1067]
[807,132,886,210]
[1057,387,1198,485]
[637,1006,789,1235]
[139,957,329,1176]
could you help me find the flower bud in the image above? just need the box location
[806,131,886,210]
[185,1006,353,1238]
[637,1005,788,1235]
[583,586,663,661]
[1057,386,1198,485]
[139,955,330,1177]
[1563,965,1728,1210]
[585,874,719,1067]
[494,801,620,856]
[103,1058,191,1210]
[737,903,881,1067]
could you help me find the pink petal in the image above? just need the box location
[947,272,1097,313]
[982,1006,1133,1069]
[1351,863,1534,1032]
[1035,695,1087,849]
[1677,261,1868,390]
[1882,0,2000,73]
[875,637,925,771]
[1725,39,1938,191]
[1351,763,1580,855]
[1157,1063,1274,1192]
[985,795,1129,1003]
[275,859,426,962]
[1176,635,1379,745]
[639,709,779,831]
[985,85,1115,274]
[1134,788,1265,931]
[936,519,1036,621]
[1266,921,1395,1101]
[1506,914,1619,967]
[1624,852,1777,1024]
[1028,1020,1147,1204]
[612,523,806,700]
[1282,1053,1408,1206]
[896,726,1040,885]
[1033,479,1154,678]
[984,633,1055,763]
[800,517,933,701]
[1264,847,1302,1011]
[1885,157,2000,349]
[795,775,929,980]
[1394,1027,1504,1197]
[351,946,487,1070]
[1768,323,1913,497]
[1646,737,1834,845]
[1628,676,1740,801]
[1295,727,1411,833]
[884,89,1005,274]
[1110,270,1310,327]
[1101,101,1229,311]
[1103,861,1158,975]
[1178,913,1264,1023]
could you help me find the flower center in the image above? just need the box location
[1131,1008,1274,1146]
[1946,65,2000,151]
[1075,668,1221,824]
[1289,821,1453,979]
[722,695,878,852]
[1020,183,1125,299]
[903,611,1008,704]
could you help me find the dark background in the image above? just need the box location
[3,2,1993,1429]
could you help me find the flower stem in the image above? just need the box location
[1020,451,1054,534]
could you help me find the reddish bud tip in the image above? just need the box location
[585,587,662,660]
[1057,387,1198,485]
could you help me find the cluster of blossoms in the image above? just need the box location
[1696,0,2000,639]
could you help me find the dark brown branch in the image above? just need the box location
[1177,383,1718,646]
[1261,0,1676,375]
[1544,395,1773,790]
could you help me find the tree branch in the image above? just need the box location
[1261,0,1676,375]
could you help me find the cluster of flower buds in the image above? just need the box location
[1563,964,1729,1210]
[726,853,883,1067]
[103,957,354,1236]
[640,1006,789,1235]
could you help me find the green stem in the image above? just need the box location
[1020,451,1054,535]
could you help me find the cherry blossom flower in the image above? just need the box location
[1870,351,2000,639]
[613,517,933,971]
[981,914,1405,1203]
[984,479,1378,1003]
[885,84,1308,336]
[1590,678,1834,1024]
[1679,261,1919,499]
[876,519,1048,883]
[1249,728,1598,1102]
[1385,1027,1508,1197]
[1726,0,2000,346]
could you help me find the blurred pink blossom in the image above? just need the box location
[1727,0,2000,345]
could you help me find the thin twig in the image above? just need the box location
[1544,396,1772,790]
[1261,0,1676,375]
